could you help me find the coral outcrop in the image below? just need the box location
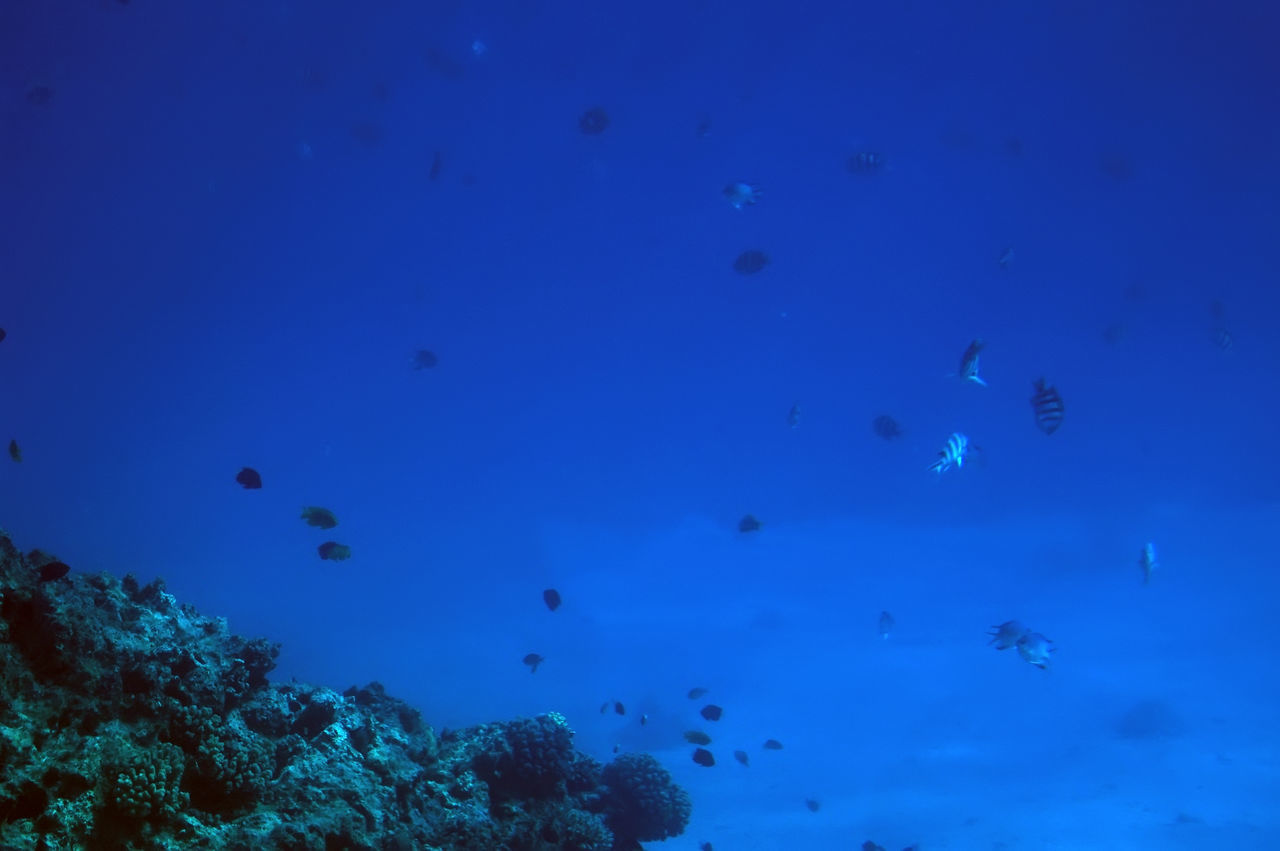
[0,532,690,849]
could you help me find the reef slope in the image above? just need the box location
[0,533,690,850]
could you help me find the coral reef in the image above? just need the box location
[0,533,690,849]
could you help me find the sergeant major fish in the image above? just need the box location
[1030,379,1065,435]
[1139,542,1157,585]
[927,432,970,475]
[1015,632,1054,669]
[953,339,987,386]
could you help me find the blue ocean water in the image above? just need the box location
[2,0,1277,847]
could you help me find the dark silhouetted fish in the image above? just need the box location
[317,541,351,561]
[733,750,749,767]
[763,739,783,750]
[700,843,713,851]
[235,467,262,489]
[954,339,987,386]
[847,151,885,173]
[0,327,6,343]
[805,798,821,812]
[738,515,762,533]
[428,151,443,180]
[786,402,801,428]
[691,748,715,767]
[700,704,723,722]
[38,561,70,582]
[687,687,708,700]
[8,439,20,462]
[301,506,338,529]
[878,610,894,640]
[412,349,438,370]
[26,86,53,106]
[542,588,562,611]
[1030,379,1065,435]
[684,731,712,745]
[732,250,770,275]
[522,653,544,673]
[987,620,1030,650]
[579,106,610,135]
[872,415,904,441]
[614,701,626,715]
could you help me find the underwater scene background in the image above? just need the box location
[2,0,1278,848]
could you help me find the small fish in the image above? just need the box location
[723,182,763,210]
[1211,327,1234,352]
[786,402,801,429]
[614,701,626,716]
[542,588,562,611]
[700,704,723,722]
[700,843,713,851]
[738,514,762,533]
[578,106,610,135]
[38,561,70,582]
[684,731,712,745]
[804,798,821,813]
[522,653,544,673]
[1030,379,1065,435]
[955,339,987,386]
[428,150,443,180]
[235,467,262,489]
[411,349,439,370]
[599,702,610,714]
[301,506,338,529]
[8,439,20,462]
[871,415,904,441]
[640,713,648,726]
[687,687,709,700]
[1015,632,1054,669]
[847,151,885,173]
[732,249,770,275]
[1139,542,1158,585]
[927,432,969,475]
[0,327,6,343]
[998,247,1015,270]
[317,541,351,561]
[733,750,749,767]
[612,743,620,753]
[691,748,715,767]
[877,610,894,640]
[762,738,784,750]
[988,620,1030,650]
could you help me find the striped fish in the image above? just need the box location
[927,432,969,475]
[1030,378,1065,435]
[1212,327,1234,352]
[1139,542,1157,585]
[955,339,987,386]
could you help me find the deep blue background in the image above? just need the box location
[2,1,1277,847]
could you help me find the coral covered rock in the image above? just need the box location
[0,532,691,849]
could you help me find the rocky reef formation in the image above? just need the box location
[0,532,691,850]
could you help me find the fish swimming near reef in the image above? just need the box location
[988,620,1030,650]
[878,610,895,640]
[1139,542,1158,585]
[872,415,904,441]
[7,439,20,462]
[700,704,723,722]
[542,588,562,611]
[1030,379,1065,435]
[317,541,351,561]
[522,653,544,673]
[723,182,763,210]
[733,750,749,767]
[953,339,987,386]
[38,561,70,582]
[684,731,712,745]
[738,514,762,533]
[235,467,262,489]
[301,506,338,529]
[927,432,970,475]
[732,250,770,275]
[687,687,709,700]
[763,739,784,750]
[691,748,715,767]
[1015,632,1054,669]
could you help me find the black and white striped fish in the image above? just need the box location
[1030,378,1065,435]
[927,432,969,475]
[954,339,987,386]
